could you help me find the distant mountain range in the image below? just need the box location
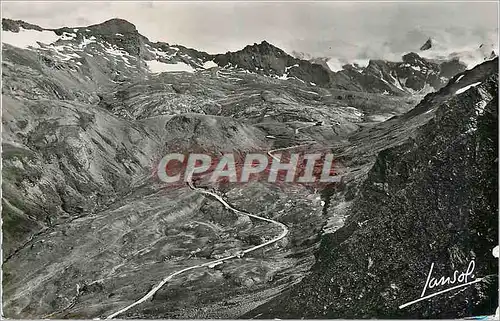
[3,17,496,96]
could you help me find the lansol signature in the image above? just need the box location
[399,260,483,309]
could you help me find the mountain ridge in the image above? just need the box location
[2,17,474,95]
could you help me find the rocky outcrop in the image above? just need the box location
[212,41,334,87]
[213,41,292,74]
[420,37,433,51]
[2,18,43,32]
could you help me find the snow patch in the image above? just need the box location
[352,59,370,68]
[104,45,129,57]
[2,28,60,49]
[150,47,172,59]
[203,60,218,69]
[278,73,289,80]
[341,106,364,118]
[285,64,299,73]
[146,60,195,73]
[207,261,223,269]
[368,114,394,122]
[326,57,344,72]
[455,82,482,95]
[79,36,96,49]
[48,45,81,61]
[297,89,319,95]
[455,75,465,83]
[60,32,76,40]
[474,99,488,116]
[379,75,394,89]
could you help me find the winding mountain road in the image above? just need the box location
[267,142,316,162]
[106,138,322,319]
[105,179,289,319]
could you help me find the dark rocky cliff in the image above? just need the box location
[212,41,334,87]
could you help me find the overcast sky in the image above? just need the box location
[2,1,498,60]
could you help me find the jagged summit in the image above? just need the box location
[85,18,139,35]
[402,51,428,65]
[236,40,288,57]
[211,40,335,87]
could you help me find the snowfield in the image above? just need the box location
[326,57,344,72]
[202,60,218,69]
[455,82,482,95]
[146,60,195,73]
[2,28,60,48]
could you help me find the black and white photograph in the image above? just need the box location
[1,1,499,319]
